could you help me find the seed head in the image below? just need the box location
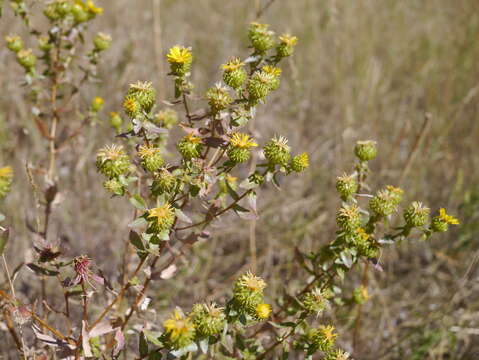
[263,136,291,166]
[403,201,430,228]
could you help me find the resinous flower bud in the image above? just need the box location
[163,308,195,350]
[127,81,156,113]
[17,49,36,71]
[354,140,377,162]
[222,58,247,89]
[276,34,298,58]
[369,188,399,217]
[325,349,351,360]
[167,46,193,76]
[386,185,404,205]
[153,108,178,129]
[354,228,379,258]
[248,70,274,101]
[178,134,203,160]
[206,84,232,113]
[353,285,369,305]
[146,203,175,233]
[404,201,430,227]
[255,303,272,319]
[103,178,124,196]
[191,303,226,338]
[233,272,266,314]
[261,65,282,91]
[109,112,122,131]
[6,35,23,53]
[308,325,337,352]
[336,173,358,201]
[138,145,164,172]
[248,22,275,54]
[336,204,361,233]
[96,144,131,178]
[93,32,112,52]
[227,133,258,163]
[290,152,309,172]
[0,166,13,199]
[38,36,53,52]
[431,208,459,232]
[151,169,176,195]
[303,288,328,315]
[91,96,104,112]
[71,3,89,23]
[263,136,291,166]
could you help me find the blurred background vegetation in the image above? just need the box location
[1,0,478,358]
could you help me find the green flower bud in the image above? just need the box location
[385,185,404,205]
[248,172,265,186]
[369,188,399,217]
[248,71,274,100]
[430,208,459,233]
[233,272,266,314]
[96,144,131,178]
[263,136,291,166]
[91,96,104,112]
[191,303,226,338]
[261,65,282,91]
[138,145,164,172]
[248,22,275,54]
[178,134,203,160]
[93,32,112,52]
[336,204,361,233]
[6,35,23,53]
[336,173,358,201]
[307,325,337,352]
[109,112,123,131]
[354,140,377,162]
[302,288,328,315]
[163,308,195,350]
[17,49,36,70]
[38,36,53,52]
[71,4,89,23]
[404,201,430,228]
[290,152,309,172]
[146,203,175,233]
[353,228,379,258]
[43,2,61,21]
[276,34,298,58]
[166,46,193,76]
[353,285,369,305]
[222,58,247,89]
[153,108,178,129]
[103,178,125,196]
[127,81,156,113]
[151,169,176,195]
[206,84,232,113]
[0,166,13,199]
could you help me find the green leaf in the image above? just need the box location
[199,339,209,354]
[129,231,147,259]
[143,330,163,347]
[130,194,147,210]
[26,263,59,276]
[139,332,149,357]
[0,228,9,255]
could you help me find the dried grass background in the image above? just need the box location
[1,0,479,358]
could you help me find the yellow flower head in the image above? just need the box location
[185,133,202,144]
[138,145,160,159]
[279,34,298,47]
[148,203,174,224]
[319,325,337,343]
[85,0,103,14]
[163,308,195,341]
[0,166,13,180]
[356,227,370,241]
[255,303,272,319]
[239,271,266,292]
[226,174,237,185]
[230,133,258,149]
[262,65,282,77]
[222,57,245,72]
[438,208,460,225]
[98,144,125,161]
[167,46,193,65]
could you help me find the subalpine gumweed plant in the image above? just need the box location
[0,4,461,358]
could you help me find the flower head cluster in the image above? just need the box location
[44,0,102,23]
[232,272,270,318]
[138,145,164,172]
[277,34,298,58]
[191,303,226,338]
[248,70,275,101]
[123,81,156,117]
